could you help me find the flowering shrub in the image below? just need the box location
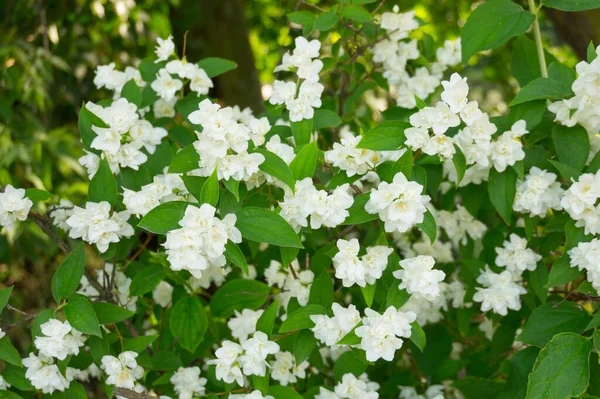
[3,0,600,399]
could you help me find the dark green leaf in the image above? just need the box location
[225,241,249,275]
[196,57,237,78]
[121,79,142,107]
[417,209,437,243]
[199,169,220,206]
[255,149,296,190]
[211,280,270,317]
[256,299,280,336]
[290,118,313,147]
[89,159,117,206]
[293,329,317,364]
[138,201,190,234]
[553,124,590,171]
[170,296,208,352]
[314,6,341,31]
[279,304,327,333]
[510,78,573,106]
[92,302,134,324]
[123,335,158,352]
[25,188,52,202]
[541,0,600,11]
[309,271,333,308]
[0,285,14,313]
[290,142,318,180]
[235,207,302,248]
[129,264,166,296]
[168,144,200,173]
[65,297,102,337]
[51,245,86,303]
[0,338,22,366]
[341,5,372,22]
[313,109,342,130]
[78,102,109,152]
[287,10,316,26]
[342,193,378,225]
[356,121,409,151]
[517,302,590,347]
[410,322,426,352]
[488,167,518,225]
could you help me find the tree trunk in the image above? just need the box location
[545,8,600,60]
[170,0,264,113]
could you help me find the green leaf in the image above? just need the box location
[291,118,313,147]
[510,78,574,106]
[225,241,249,275]
[65,297,102,337]
[389,148,413,180]
[548,62,576,87]
[66,381,88,399]
[139,58,163,81]
[199,169,220,206]
[541,0,600,11]
[31,309,54,339]
[488,167,518,225]
[89,158,117,206]
[461,0,535,64]
[342,193,378,225]
[337,328,362,345]
[498,347,540,399]
[417,209,437,243]
[92,302,135,325]
[313,109,342,130]
[553,124,590,171]
[78,102,109,152]
[223,178,240,201]
[279,304,328,333]
[589,41,598,63]
[526,333,593,399]
[528,264,549,304]
[387,285,410,309]
[287,10,316,26]
[452,145,467,185]
[170,296,208,352]
[141,85,160,109]
[549,160,581,181]
[360,283,376,307]
[517,302,590,348]
[0,337,22,366]
[255,149,296,190]
[268,385,304,399]
[51,245,86,303]
[0,285,14,313]
[410,322,426,352]
[290,142,318,180]
[138,201,189,234]
[129,264,166,296]
[453,377,505,399]
[333,350,367,381]
[235,207,302,248]
[256,299,280,336]
[196,57,237,78]
[511,36,545,86]
[121,79,142,108]
[356,121,409,151]
[341,5,372,22]
[2,364,33,391]
[25,188,52,202]
[309,271,334,308]
[211,280,270,317]
[294,329,317,364]
[546,255,581,288]
[168,144,200,173]
[314,6,341,31]
[151,351,183,370]
[123,335,158,352]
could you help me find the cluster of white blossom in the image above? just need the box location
[0,185,33,230]
[208,331,279,386]
[394,255,446,301]
[548,45,600,154]
[23,353,70,393]
[437,205,487,246]
[123,170,189,217]
[393,230,454,264]
[0,375,9,390]
[355,306,416,362]
[79,263,138,311]
[270,37,324,122]
[332,238,392,287]
[365,172,430,233]
[513,167,564,217]
[270,351,309,386]
[65,201,134,253]
[561,170,600,235]
[569,238,600,291]
[315,373,379,399]
[34,319,86,361]
[170,367,207,399]
[473,266,526,315]
[187,99,268,181]
[398,385,445,399]
[374,6,461,109]
[495,234,541,279]
[279,178,354,231]
[101,351,144,390]
[325,127,406,177]
[93,62,145,95]
[311,303,361,346]
[80,99,167,176]
[264,259,314,307]
[152,281,174,307]
[164,204,241,278]
[227,308,264,342]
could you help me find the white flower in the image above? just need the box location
[473,267,526,315]
[441,73,469,113]
[154,98,177,118]
[23,353,70,394]
[34,319,85,361]
[393,255,446,301]
[170,367,207,399]
[569,238,600,292]
[311,303,361,346]
[189,66,214,95]
[152,281,173,308]
[514,167,564,217]
[269,80,296,105]
[155,35,175,62]
[227,309,264,342]
[0,375,10,390]
[208,340,245,386]
[151,69,183,101]
[495,234,541,278]
[333,238,392,287]
[490,120,528,172]
[0,185,33,229]
[101,352,144,389]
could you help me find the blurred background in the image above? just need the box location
[0,0,594,352]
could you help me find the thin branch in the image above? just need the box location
[113,388,156,399]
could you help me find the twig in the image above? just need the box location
[113,388,156,399]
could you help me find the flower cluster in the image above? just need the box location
[365,172,430,233]
[34,319,86,361]
[227,309,264,342]
[393,255,446,301]
[569,238,600,291]
[188,99,268,181]
[270,37,324,122]
[164,204,241,278]
[311,303,361,346]
[437,205,487,246]
[79,263,138,311]
[170,367,207,399]
[495,234,541,279]
[355,307,416,362]
[279,178,354,231]
[473,267,526,315]
[101,351,145,389]
[208,331,279,386]
[270,351,309,386]
[0,185,33,230]
[264,259,314,307]
[315,373,380,399]
[513,167,564,217]
[23,353,70,394]
[123,170,189,217]
[332,239,392,287]
[65,201,134,253]
[561,170,600,235]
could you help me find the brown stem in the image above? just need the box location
[113,388,156,399]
